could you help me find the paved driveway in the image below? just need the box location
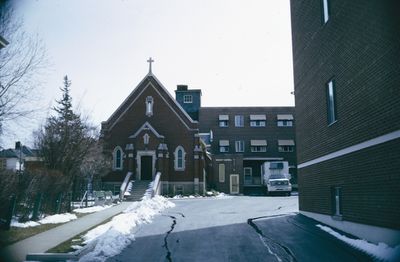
[107,196,372,262]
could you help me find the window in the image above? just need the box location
[279,146,294,152]
[146,96,153,117]
[219,115,229,127]
[183,95,193,103]
[235,140,244,152]
[278,140,295,152]
[333,187,342,216]
[277,114,294,127]
[322,0,330,24]
[218,164,225,182]
[251,146,267,152]
[250,115,266,127]
[174,146,186,171]
[219,140,230,153]
[250,140,267,152]
[269,162,284,170]
[326,79,337,125]
[250,120,266,127]
[113,146,123,170]
[235,115,244,127]
[244,167,252,185]
[277,120,293,127]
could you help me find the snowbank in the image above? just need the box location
[11,213,77,228]
[78,195,175,262]
[316,224,400,261]
[170,192,231,199]
[73,205,114,214]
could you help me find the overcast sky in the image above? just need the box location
[5,0,294,148]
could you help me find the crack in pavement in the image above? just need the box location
[247,215,297,262]
[161,212,185,262]
[162,215,177,262]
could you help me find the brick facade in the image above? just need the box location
[291,0,400,234]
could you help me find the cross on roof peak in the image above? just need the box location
[147,57,154,73]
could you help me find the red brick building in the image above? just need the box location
[290,0,400,245]
[100,64,207,196]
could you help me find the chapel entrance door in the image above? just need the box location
[140,156,153,180]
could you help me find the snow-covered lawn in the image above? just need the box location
[11,204,115,228]
[317,224,400,262]
[11,213,77,228]
[78,195,175,262]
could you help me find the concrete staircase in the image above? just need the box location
[124,180,151,201]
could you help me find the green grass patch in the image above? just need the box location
[46,215,116,253]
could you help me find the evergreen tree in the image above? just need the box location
[36,76,96,197]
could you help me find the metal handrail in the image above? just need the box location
[119,172,132,200]
[151,172,161,197]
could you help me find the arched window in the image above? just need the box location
[113,146,123,170]
[174,146,186,171]
[146,96,153,117]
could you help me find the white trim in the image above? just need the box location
[130,121,164,138]
[174,146,186,171]
[300,210,400,246]
[136,150,156,180]
[298,130,400,169]
[106,74,198,131]
[113,146,124,170]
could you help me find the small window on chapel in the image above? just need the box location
[183,95,193,103]
[146,96,153,117]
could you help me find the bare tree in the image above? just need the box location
[0,2,47,135]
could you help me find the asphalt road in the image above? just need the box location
[107,196,373,262]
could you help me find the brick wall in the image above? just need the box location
[298,139,400,229]
[291,0,400,164]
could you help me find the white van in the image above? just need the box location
[261,161,292,196]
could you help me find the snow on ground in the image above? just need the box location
[170,192,231,199]
[38,213,77,224]
[78,195,175,262]
[316,224,400,262]
[12,204,116,228]
[73,204,115,214]
[11,213,77,228]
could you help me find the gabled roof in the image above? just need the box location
[104,72,198,132]
[129,122,165,139]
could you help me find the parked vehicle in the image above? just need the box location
[265,174,292,196]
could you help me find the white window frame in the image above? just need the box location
[219,120,228,127]
[174,146,186,171]
[234,115,244,127]
[183,95,193,103]
[322,0,330,24]
[113,146,124,170]
[220,146,229,153]
[244,167,252,185]
[218,163,225,183]
[327,79,337,125]
[278,145,294,152]
[235,140,244,152]
[251,146,267,152]
[334,187,342,216]
[145,96,154,117]
[250,120,266,127]
[277,120,293,127]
